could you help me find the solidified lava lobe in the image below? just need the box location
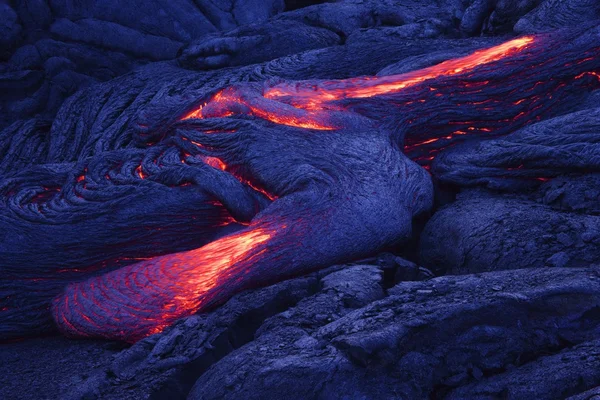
[53,227,274,342]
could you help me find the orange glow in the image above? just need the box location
[135,165,147,179]
[199,154,277,200]
[246,105,336,130]
[237,176,278,201]
[190,140,205,148]
[182,88,336,130]
[204,156,227,170]
[150,227,273,335]
[50,34,600,343]
[54,227,274,341]
[264,37,535,107]
[575,71,600,81]
[76,167,87,183]
[182,104,205,120]
[180,37,534,130]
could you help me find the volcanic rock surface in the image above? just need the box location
[1,0,600,399]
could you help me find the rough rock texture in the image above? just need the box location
[56,262,600,400]
[419,190,600,275]
[186,266,600,399]
[539,174,600,214]
[4,263,600,399]
[515,0,600,33]
[60,263,384,399]
[0,0,284,126]
[9,22,600,341]
[446,339,600,399]
[433,107,600,190]
[0,336,121,400]
[567,386,600,400]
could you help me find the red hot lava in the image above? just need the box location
[182,37,536,130]
[53,226,274,341]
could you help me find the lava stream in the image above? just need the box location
[51,31,600,342]
[53,226,274,342]
[264,37,535,107]
[182,36,536,129]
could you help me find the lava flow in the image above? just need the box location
[264,36,535,107]
[182,87,338,130]
[53,226,274,342]
[182,36,536,129]
[51,30,600,342]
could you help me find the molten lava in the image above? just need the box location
[182,88,337,130]
[264,37,535,107]
[53,226,274,341]
[182,36,536,130]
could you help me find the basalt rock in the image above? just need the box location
[446,339,600,399]
[432,106,600,190]
[538,174,600,214]
[418,190,600,275]
[5,263,600,399]
[0,0,284,127]
[515,0,600,34]
[188,266,600,399]
[61,263,387,399]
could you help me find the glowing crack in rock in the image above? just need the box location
[263,37,535,106]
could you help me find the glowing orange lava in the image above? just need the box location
[47,33,600,344]
[181,37,535,130]
[199,153,277,200]
[54,227,274,341]
[147,227,272,335]
[263,37,535,107]
[204,156,227,170]
[136,165,147,179]
[182,88,336,130]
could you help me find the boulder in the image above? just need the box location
[419,190,600,275]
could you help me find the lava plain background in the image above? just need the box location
[1,0,600,399]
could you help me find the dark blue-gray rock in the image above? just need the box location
[60,264,381,399]
[567,386,600,400]
[515,0,600,33]
[446,339,600,399]
[0,3,22,59]
[418,190,600,275]
[49,18,184,60]
[0,336,120,400]
[433,107,600,190]
[0,0,285,126]
[187,266,600,399]
[179,20,341,70]
[538,174,600,214]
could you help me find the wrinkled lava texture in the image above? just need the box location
[47,31,600,342]
[1,0,600,399]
